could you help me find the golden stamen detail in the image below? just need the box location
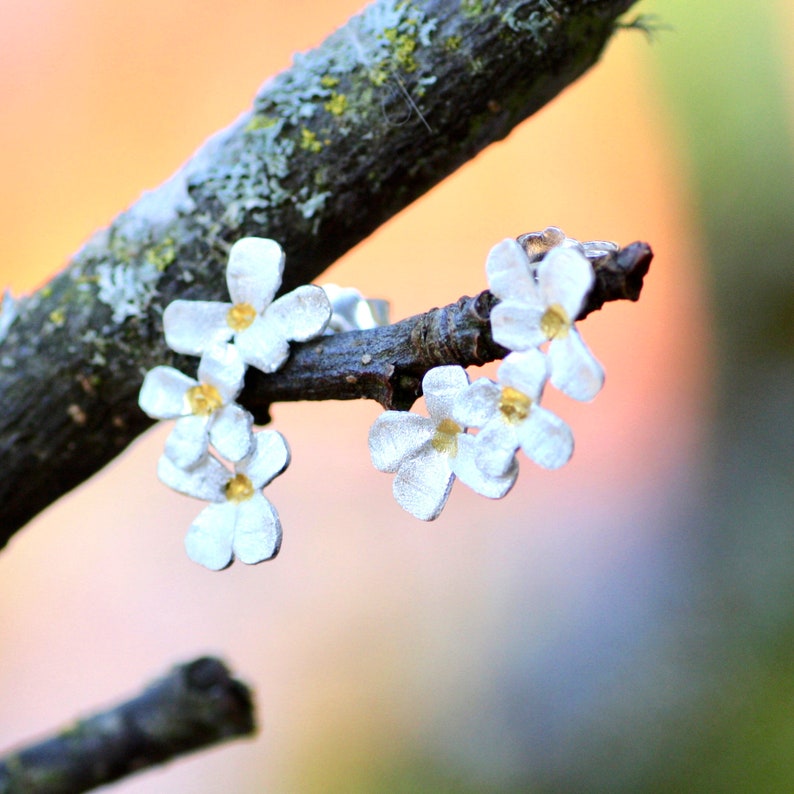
[499,386,531,424]
[431,418,462,455]
[225,473,255,503]
[186,383,223,416]
[227,302,257,332]
[540,303,570,340]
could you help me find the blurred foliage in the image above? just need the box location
[653,2,794,354]
[605,1,794,792]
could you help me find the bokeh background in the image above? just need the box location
[0,1,792,791]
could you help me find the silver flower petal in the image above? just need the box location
[452,434,518,498]
[498,350,549,402]
[537,246,595,321]
[138,366,195,419]
[238,430,291,489]
[184,502,236,571]
[516,405,574,469]
[490,299,547,352]
[548,330,605,402]
[197,344,246,400]
[267,285,332,341]
[226,237,284,311]
[423,365,470,424]
[208,403,254,463]
[452,377,501,428]
[392,445,455,521]
[157,453,228,502]
[234,314,292,374]
[163,300,232,356]
[473,420,521,478]
[165,414,210,469]
[231,493,282,564]
[369,412,435,473]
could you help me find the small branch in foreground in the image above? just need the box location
[242,241,652,421]
[0,657,256,794]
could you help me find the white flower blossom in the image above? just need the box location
[163,237,332,374]
[453,350,574,478]
[322,284,390,333]
[368,366,517,521]
[139,344,253,469]
[487,238,605,401]
[157,431,290,570]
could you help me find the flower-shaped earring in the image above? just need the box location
[139,343,253,468]
[487,238,604,401]
[453,349,574,477]
[369,366,517,520]
[163,237,332,373]
[157,430,291,570]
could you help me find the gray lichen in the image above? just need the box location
[96,260,161,324]
[0,291,18,345]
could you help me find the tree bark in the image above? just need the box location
[0,0,639,548]
[0,657,255,794]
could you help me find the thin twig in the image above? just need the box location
[242,240,653,420]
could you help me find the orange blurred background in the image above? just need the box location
[0,1,710,791]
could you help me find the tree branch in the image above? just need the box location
[0,0,640,548]
[0,657,255,794]
[242,240,652,422]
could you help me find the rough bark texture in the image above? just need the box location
[0,0,638,549]
[0,657,255,794]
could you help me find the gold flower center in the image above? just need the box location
[227,302,257,332]
[431,418,462,455]
[224,473,254,503]
[499,386,532,424]
[186,383,223,416]
[540,303,570,340]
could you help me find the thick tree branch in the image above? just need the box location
[0,0,639,548]
[243,240,652,421]
[0,657,255,794]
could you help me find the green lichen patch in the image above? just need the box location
[245,114,280,132]
[383,27,419,72]
[300,127,324,152]
[364,0,438,79]
[368,66,391,87]
[144,237,176,272]
[461,0,487,17]
[324,92,349,116]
